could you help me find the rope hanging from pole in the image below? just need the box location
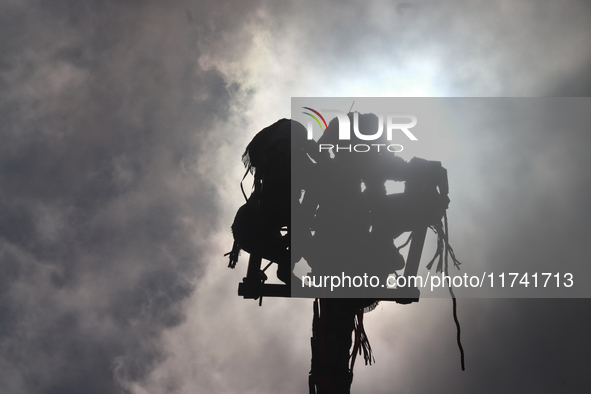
[425,212,466,371]
[443,212,465,371]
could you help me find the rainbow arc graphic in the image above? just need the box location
[302,107,328,131]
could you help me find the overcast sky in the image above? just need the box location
[1,1,591,393]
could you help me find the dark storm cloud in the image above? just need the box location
[0,0,263,393]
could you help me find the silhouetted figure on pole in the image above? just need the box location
[227,114,461,393]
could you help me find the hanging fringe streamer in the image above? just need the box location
[425,220,461,273]
[350,303,375,373]
[223,241,240,268]
[425,224,444,271]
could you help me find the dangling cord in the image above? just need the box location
[261,261,273,272]
[443,212,465,371]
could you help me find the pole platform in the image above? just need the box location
[238,281,419,304]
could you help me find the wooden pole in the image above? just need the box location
[310,299,360,394]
